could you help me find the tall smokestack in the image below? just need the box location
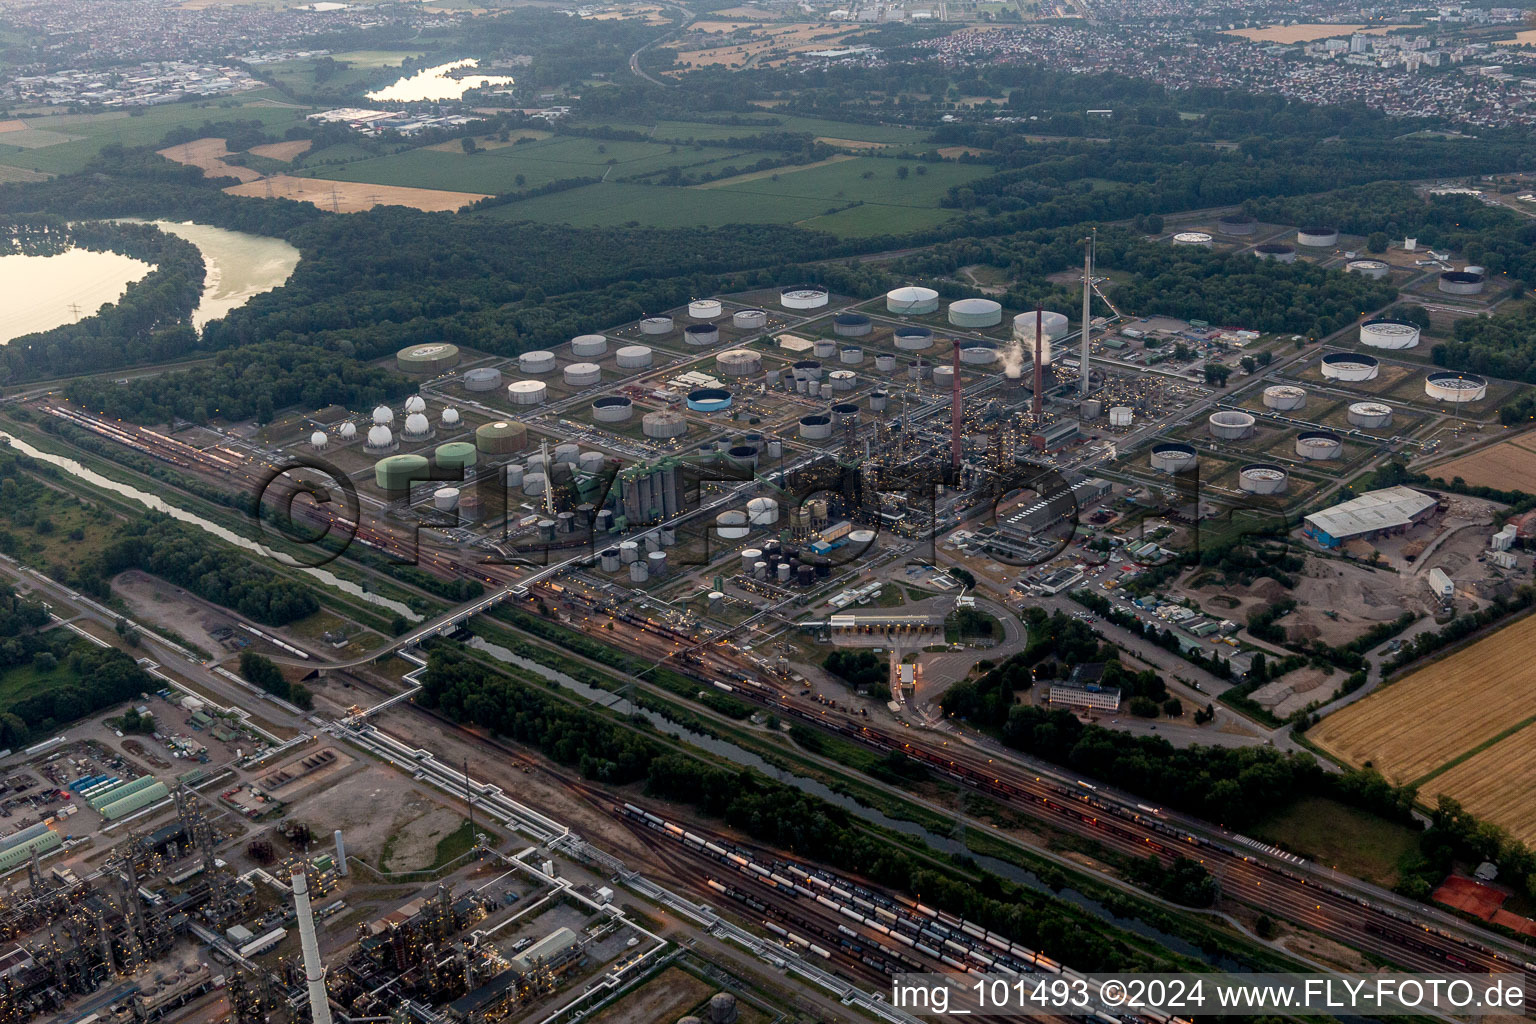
[291,870,334,1024]
[1032,305,1044,427]
[1081,231,1094,398]
[950,338,962,476]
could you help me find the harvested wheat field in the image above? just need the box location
[1423,725,1536,845]
[1310,612,1536,784]
[223,175,490,212]
[248,139,312,162]
[816,137,888,150]
[157,137,263,183]
[1427,433,1536,493]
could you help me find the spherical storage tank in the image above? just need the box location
[365,425,396,453]
[1254,243,1296,263]
[643,411,687,439]
[404,395,426,415]
[616,345,653,369]
[639,316,673,335]
[519,350,556,375]
[1321,352,1379,382]
[403,413,432,440]
[716,349,761,377]
[372,405,394,425]
[960,340,998,365]
[339,422,357,440]
[1208,410,1256,440]
[1238,464,1288,495]
[1297,225,1339,248]
[1348,401,1394,428]
[376,454,428,493]
[563,362,601,387]
[733,308,767,330]
[508,380,548,405]
[1425,371,1488,403]
[687,388,732,412]
[1296,431,1343,460]
[948,297,1003,328]
[684,324,720,347]
[781,285,829,310]
[1347,259,1391,281]
[570,334,608,358]
[434,441,477,471]
[476,420,527,454]
[887,286,940,314]
[894,326,933,351]
[396,342,460,374]
[441,407,460,427]
[462,366,503,392]
[592,395,633,423]
[799,414,833,440]
[1013,310,1069,343]
[689,299,723,320]
[1359,318,1420,350]
[310,430,328,449]
[1150,442,1198,474]
[833,313,872,337]
[1263,385,1307,411]
[1172,231,1213,247]
[1439,270,1486,295]
[1217,212,1257,235]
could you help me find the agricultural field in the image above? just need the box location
[1423,726,1536,845]
[665,21,865,72]
[1310,612,1536,785]
[641,113,929,146]
[156,137,264,183]
[223,174,490,212]
[0,94,312,178]
[257,50,425,96]
[1425,432,1536,492]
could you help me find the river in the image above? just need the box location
[1,433,422,622]
[0,248,153,345]
[367,59,513,102]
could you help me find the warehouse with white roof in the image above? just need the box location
[1302,486,1438,548]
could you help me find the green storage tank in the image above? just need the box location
[475,420,527,455]
[376,454,430,493]
[434,441,478,472]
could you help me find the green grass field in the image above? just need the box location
[0,93,312,177]
[260,51,426,95]
[1250,796,1420,887]
[0,658,67,707]
[630,114,929,145]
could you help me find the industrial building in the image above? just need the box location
[1048,682,1121,712]
[1302,486,1438,548]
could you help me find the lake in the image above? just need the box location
[366,59,514,102]
[0,248,153,345]
[138,220,300,330]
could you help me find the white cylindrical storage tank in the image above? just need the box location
[570,333,608,358]
[831,402,859,426]
[740,547,762,571]
[1109,406,1133,428]
[504,462,524,488]
[765,438,782,458]
[839,345,863,364]
[812,338,836,359]
[372,405,394,425]
[747,496,778,525]
[578,450,605,474]
[1217,212,1257,235]
[828,369,857,391]
[894,326,933,350]
[1425,371,1488,403]
[1238,464,1288,495]
[708,591,725,610]
[948,297,1003,327]
[847,528,876,552]
[1297,226,1339,247]
[433,487,460,511]
[932,365,955,388]
[1150,442,1198,474]
[798,414,832,440]
[592,395,633,422]
[552,443,579,465]
[519,350,556,374]
[404,395,426,414]
[733,308,767,330]
[600,547,622,572]
[462,366,502,392]
[640,316,672,335]
[310,430,328,449]
[781,286,829,310]
[806,380,820,396]
[642,411,687,439]
[887,286,940,314]
[1360,319,1420,349]
[1347,401,1394,428]
[1208,410,1256,440]
[508,379,548,405]
[563,362,601,386]
[339,422,357,440]
[908,360,928,381]
[1320,352,1379,382]
[403,412,432,440]
[647,550,667,577]
[1172,231,1213,246]
[716,510,750,540]
[619,540,639,563]
[960,340,997,365]
[689,299,722,320]
[684,323,720,346]
[629,560,649,584]
[1296,431,1343,460]
[1439,270,1485,295]
[365,425,396,452]
[1346,259,1392,280]
[1254,243,1296,262]
[869,390,888,412]
[776,563,791,583]
[616,344,653,369]
[752,560,767,579]
[874,353,896,372]
[1012,310,1068,342]
[833,313,872,337]
[523,471,548,495]
[1263,385,1307,411]
[716,349,762,377]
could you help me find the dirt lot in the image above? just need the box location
[1426,432,1536,493]
[113,570,235,655]
[585,966,713,1024]
[287,762,465,872]
[156,137,263,183]
[223,174,491,212]
[248,139,312,161]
